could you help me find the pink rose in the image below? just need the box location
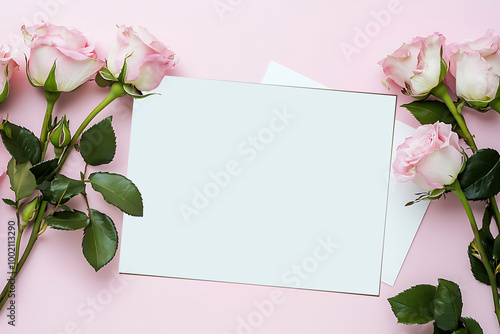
[22,23,104,92]
[0,45,20,103]
[106,25,177,92]
[380,33,446,98]
[393,122,463,191]
[447,30,500,107]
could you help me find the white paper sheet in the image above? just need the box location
[262,62,428,286]
[119,75,396,295]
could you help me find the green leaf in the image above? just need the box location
[458,149,500,200]
[45,210,90,230]
[388,284,436,324]
[433,322,448,333]
[461,317,483,334]
[481,204,493,238]
[452,329,467,334]
[7,159,37,201]
[1,121,42,164]
[402,100,456,126]
[38,174,85,204]
[478,228,494,261]
[433,279,462,331]
[493,234,500,260]
[468,243,490,285]
[89,172,143,216]
[79,117,116,166]
[2,198,16,207]
[82,209,118,271]
[58,204,71,211]
[30,159,58,184]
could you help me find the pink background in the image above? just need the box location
[1,0,500,333]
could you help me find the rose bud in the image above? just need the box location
[379,32,447,98]
[22,23,104,92]
[22,196,40,228]
[49,115,71,148]
[393,122,464,192]
[0,45,20,103]
[106,25,177,92]
[446,30,500,109]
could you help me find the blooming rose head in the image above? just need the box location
[106,25,177,92]
[380,33,447,98]
[447,30,500,108]
[22,23,104,92]
[0,45,20,103]
[393,122,464,191]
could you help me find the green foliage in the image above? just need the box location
[468,243,490,285]
[7,158,37,202]
[89,172,143,216]
[79,117,116,166]
[402,100,457,126]
[388,284,436,324]
[460,318,484,334]
[38,174,85,205]
[82,209,118,271]
[1,121,41,165]
[2,198,16,207]
[389,279,482,333]
[45,210,90,231]
[30,159,58,184]
[433,279,462,331]
[467,229,500,287]
[458,149,500,201]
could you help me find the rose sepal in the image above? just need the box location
[490,96,500,114]
[0,73,9,104]
[43,61,58,92]
[122,83,156,99]
[95,68,116,88]
[24,55,38,88]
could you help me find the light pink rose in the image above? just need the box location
[0,45,20,103]
[380,33,446,98]
[22,23,104,92]
[447,30,500,107]
[106,25,177,92]
[393,122,463,191]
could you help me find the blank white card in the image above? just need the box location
[119,76,396,296]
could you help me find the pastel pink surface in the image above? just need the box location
[0,0,500,333]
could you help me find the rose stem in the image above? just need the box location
[431,83,477,151]
[40,90,61,160]
[0,82,126,311]
[431,82,500,229]
[0,200,47,309]
[49,82,126,178]
[451,180,500,324]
